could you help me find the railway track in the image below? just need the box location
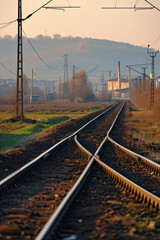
[0,103,119,239]
[0,102,160,239]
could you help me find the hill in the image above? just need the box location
[0,34,156,86]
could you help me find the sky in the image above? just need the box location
[1,0,160,49]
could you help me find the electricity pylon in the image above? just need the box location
[147,47,159,109]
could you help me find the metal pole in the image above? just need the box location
[118,61,121,90]
[30,69,33,103]
[72,64,75,101]
[147,48,158,110]
[150,54,155,109]
[16,0,24,119]
[128,67,130,89]
[64,54,68,82]
[64,54,69,98]
[44,81,46,100]
[142,67,146,89]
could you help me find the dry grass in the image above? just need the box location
[127,106,160,144]
[0,99,108,114]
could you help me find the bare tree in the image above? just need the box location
[69,70,95,102]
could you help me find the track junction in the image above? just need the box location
[0,102,159,239]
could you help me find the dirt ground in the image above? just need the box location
[113,102,160,163]
[0,100,107,113]
[1,101,160,178]
[0,101,160,239]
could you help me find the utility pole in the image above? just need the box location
[147,47,159,109]
[72,64,76,101]
[59,77,62,99]
[142,66,147,89]
[30,69,34,103]
[15,0,52,119]
[64,54,68,82]
[118,61,121,90]
[44,81,46,100]
[16,0,23,120]
[101,72,105,100]
[128,67,131,95]
[63,54,69,98]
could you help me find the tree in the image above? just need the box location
[69,70,95,102]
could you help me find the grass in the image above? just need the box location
[0,105,105,152]
[129,106,144,112]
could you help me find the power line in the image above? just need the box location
[0,62,16,76]
[0,20,17,30]
[126,65,150,78]
[66,0,71,7]
[22,29,61,70]
[102,0,153,10]
[150,34,160,47]
[134,0,140,8]
[23,0,53,21]
[102,6,153,10]
[16,0,53,120]
[144,0,160,11]
[78,66,98,80]
[0,19,17,25]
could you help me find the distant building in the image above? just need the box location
[108,78,129,91]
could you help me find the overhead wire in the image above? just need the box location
[149,34,160,48]
[0,62,16,76]
[0,19,17,25]
[66,0,71,7]
[144,0,160,11]
[78,66,98,81]
[126,65,150,78]
[22,29,61,70]
[134,0,140,8]
[23,0,52,21]
[0,19,17,30]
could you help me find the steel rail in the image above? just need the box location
[74,134,160,211]
[73,102,160,210]
[74,136,160,210]
[95,157,160,211]
[106,104,160,174]
[108,138,160,173]
[0,137,68,192]
[36,104,160,239]
[35,105,123,240]
[74,135,93,159]
[35,155,95,240]
[94,102,125,158]
[0,103,118,193]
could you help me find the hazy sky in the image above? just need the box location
[1,0,160,48]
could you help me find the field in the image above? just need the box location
[122,103,160,163]
[0,100,107,152]
[126,106,160,144]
